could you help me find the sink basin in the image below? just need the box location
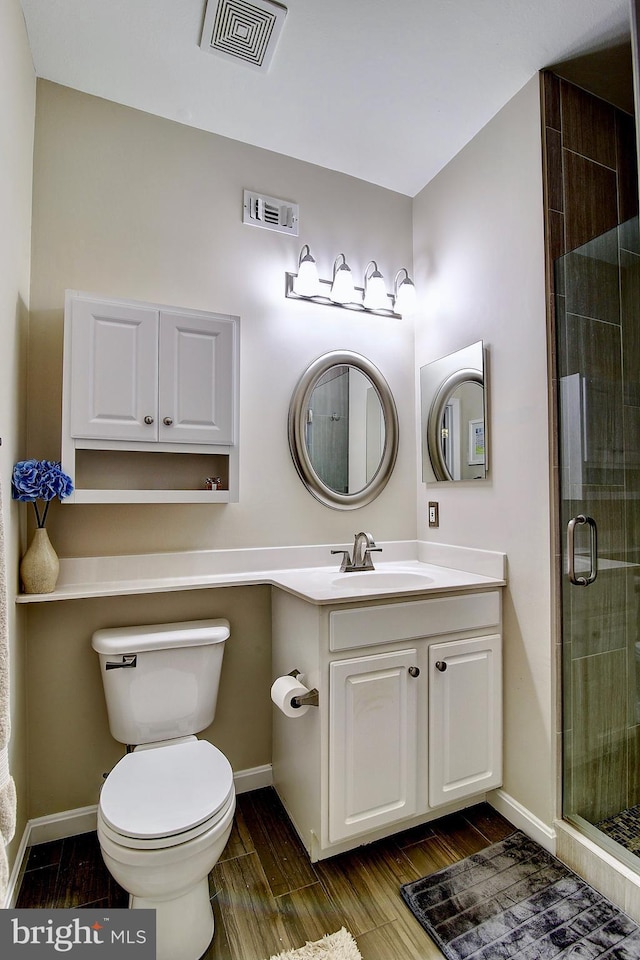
[331,571,434,591]
[272,559,499,604]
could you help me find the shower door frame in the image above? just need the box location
[541,52,640,873]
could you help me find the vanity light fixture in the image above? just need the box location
[292,244,321,297]
[329,253,355,304]
[363,261,388,310]
[393,268,417,317]
[285,246,407,317]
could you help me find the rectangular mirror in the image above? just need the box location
[420,341,488,482]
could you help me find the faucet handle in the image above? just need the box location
[362,546,382,569]
[331,549,352,573]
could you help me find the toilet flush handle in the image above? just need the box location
[105,655,137,670]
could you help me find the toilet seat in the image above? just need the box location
[97,791,235,851]
[99,739,234,847]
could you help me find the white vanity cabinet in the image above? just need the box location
[271,586,502,861]
[62,292,239,503]
[329,648,419,843]
[428,634,502,807]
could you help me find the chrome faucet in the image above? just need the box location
[331,532,382,572]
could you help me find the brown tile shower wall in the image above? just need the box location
[541,70,640,824]
[542,72,638,270]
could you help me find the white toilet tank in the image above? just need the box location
[92,619,230,745]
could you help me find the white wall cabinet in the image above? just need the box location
[271,587,503,861]
[62,292,239,503]
[69,298,159,444]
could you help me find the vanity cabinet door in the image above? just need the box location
[158,311,235,445]
[329,649,418,843]
[428,634,502,807]
[69,297,159,442]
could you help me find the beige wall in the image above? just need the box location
[30,81,416,558]
[413,77,554,827]
[26,586,272,819]
[24,77,558,833]
[25,81,415,817]
[18,68,558,836]
[0,1,35,864]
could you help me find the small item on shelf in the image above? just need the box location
[205,477,222,491]
[11,459,74,594]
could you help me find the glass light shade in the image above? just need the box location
[293,257,321,297]
[394,277,417,316]
[363,272,388,310]
[330,262,355,304]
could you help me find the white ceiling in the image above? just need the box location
[19,0,633,197]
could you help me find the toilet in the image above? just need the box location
[92,619,236,960]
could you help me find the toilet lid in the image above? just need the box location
[100,740,234,840]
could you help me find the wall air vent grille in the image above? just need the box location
[201,0,287,72]
[243,190,299,235]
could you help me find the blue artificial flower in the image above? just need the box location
[12,459,74,526]
[38,460,74,501]
[11,459,42,502]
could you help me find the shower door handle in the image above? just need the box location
[567,515,598,586]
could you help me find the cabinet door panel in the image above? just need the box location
[158,313,235,444]
[329,649,418,843]
[70,299,159,441]
[428,634,502,807]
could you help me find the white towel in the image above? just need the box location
[0,769,15,900]
[0,481,16,904]
[0,745,9,792]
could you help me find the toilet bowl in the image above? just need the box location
[98,738,235,960]
[91,619,235,960]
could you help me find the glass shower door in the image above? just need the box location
[558,215,640,869]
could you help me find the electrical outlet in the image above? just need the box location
[428,501,439,527]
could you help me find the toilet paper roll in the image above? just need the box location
[270,675,311,718]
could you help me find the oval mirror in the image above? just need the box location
[288,351,399,509]
[420,341,487,482]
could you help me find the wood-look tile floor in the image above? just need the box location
[16,787,515,960]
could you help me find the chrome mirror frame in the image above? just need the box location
[427,367,484,481]
[288,350,399,510]
[420,340,487,483]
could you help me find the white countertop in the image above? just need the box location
[272,561,502,604]
[15,541,507,605]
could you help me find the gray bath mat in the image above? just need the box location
[401,830,640,959]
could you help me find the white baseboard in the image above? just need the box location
[29,804,100,847]
[488,788,556,853]
[4,803,101,907]
[4,762,273,908]
[4,824,31,909]
[233,763,273,794]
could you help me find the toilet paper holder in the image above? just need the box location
[287,669,319,708]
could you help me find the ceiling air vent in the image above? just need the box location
[200,0,288,72]
[243,190,299,236]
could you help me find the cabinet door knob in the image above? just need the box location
[163,417,173,426]
[435,661,447,672]
[143,416,154,425]
[408,666,420,678]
